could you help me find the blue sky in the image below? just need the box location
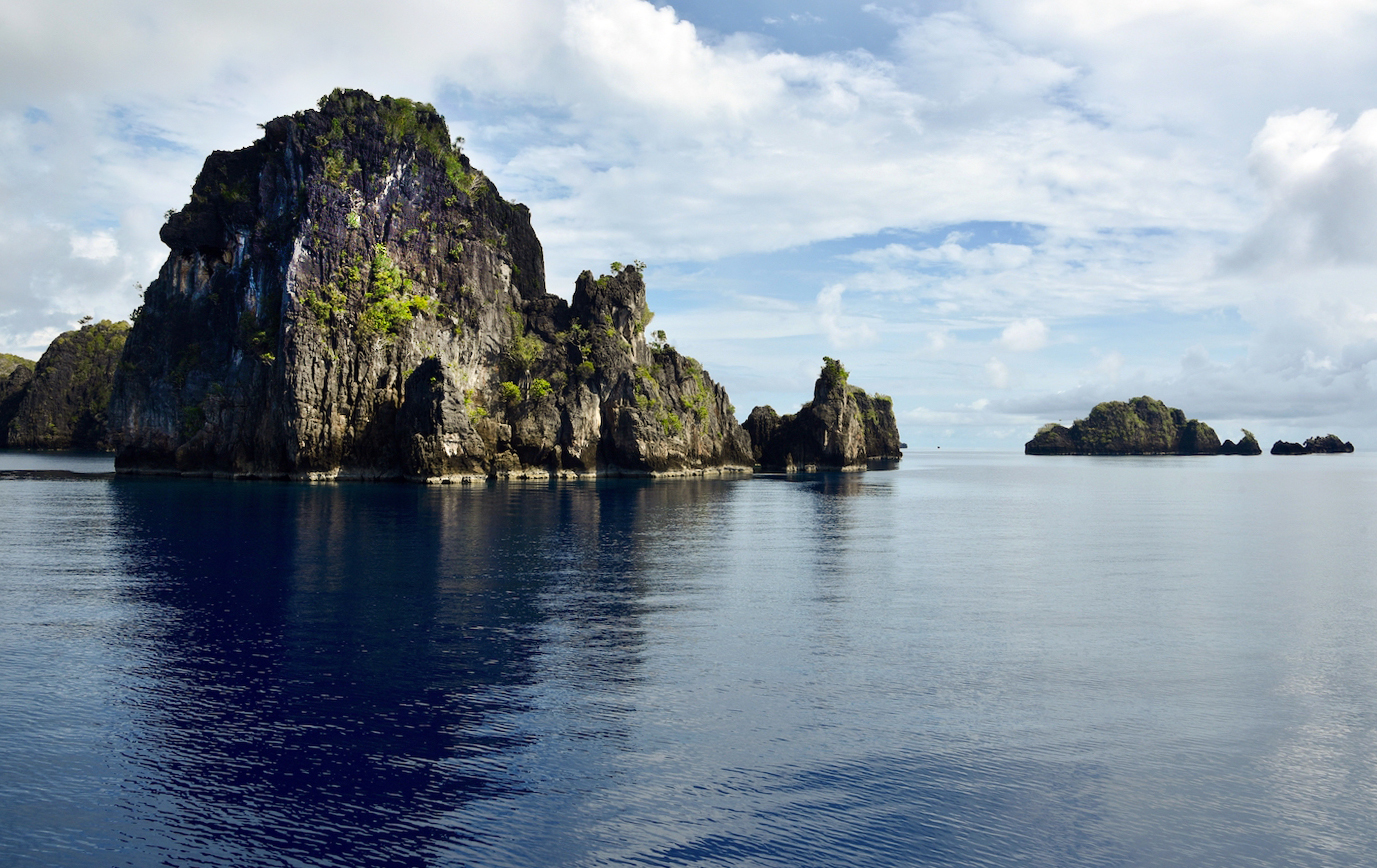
[5,1,1377,448]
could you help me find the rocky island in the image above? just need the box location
[0,320,128,449]
[1271,435,1354,455]
[1025,396,1224,455]
[742,357,902,471]
[106,90,900,481]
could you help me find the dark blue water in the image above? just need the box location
[4,451,1377,867]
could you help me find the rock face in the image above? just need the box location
[1025,396,1221,456]
[0,353,33,379]
[110,90,751,479]
[1271,435,1354,455]
[743,357,902,471]
[3,321,128,449]
[1218,429,1262,455]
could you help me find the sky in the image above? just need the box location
[5,0,1377,449]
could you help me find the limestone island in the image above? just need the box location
[742,357,902,472]
[1024,396,1237,456]
[106,90,900,481]
[1271,435,1354,455]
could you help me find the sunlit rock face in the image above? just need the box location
[745,358,903,472]
[111,89,751,480]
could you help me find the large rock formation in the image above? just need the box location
[1025,396,1221,456]
[110,90,751,479]
[1218,429,1262,455]
[743,357,902,471]
[3,320,128,449]
[1271,435,1354,455]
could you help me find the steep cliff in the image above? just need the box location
[5,320,127,449]
[744,357,902,471]
[110,90,750,479]
[1025,397,1221,456]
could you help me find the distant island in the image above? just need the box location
[1271,435,1354,455]
[1026,396,1250,456]
[79,89,902,481]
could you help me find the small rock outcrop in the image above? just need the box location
[743,357,902,471]
[1218,429,1262,455]
[110,90,750,479]
[0,353,34,379]
[1025,396,1221,456]
[1271,435,1354,455]
[3,320,128,449]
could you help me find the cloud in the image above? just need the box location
[985,356,1009,388]
[817,283,877,347]
[999,317,1048,351]
[1229,109,1377,271]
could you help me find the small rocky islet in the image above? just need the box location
[1025,396,1351,456]
[6,90,902,480]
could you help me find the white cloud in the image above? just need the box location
[999,317,1048,351]
[817,283,877,348]
[70,231,118,262]
[986,356,1009,389]
[1230,109,1377,270]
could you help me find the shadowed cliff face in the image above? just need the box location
[744,358,902,471]
[1025,396,1221,456]
[3,320,128,450]
[110,89,750,480]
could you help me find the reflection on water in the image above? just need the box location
[3,456,1377,866]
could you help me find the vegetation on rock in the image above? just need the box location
[110,90,751,479]
[743,358,902,471]
[1270,435,1354,455]
[4,320,128,449]
[1025,397,1221,456]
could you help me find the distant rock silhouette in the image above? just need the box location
[1271,435,1354,455]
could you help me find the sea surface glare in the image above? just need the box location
[2,450,1377,867]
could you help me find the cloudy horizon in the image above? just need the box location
[5,0,1377,448]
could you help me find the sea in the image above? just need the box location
[3,449,1377,868]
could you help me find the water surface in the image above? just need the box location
[3,451,1376,866]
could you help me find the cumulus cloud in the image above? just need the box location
[1229,109,1377,270]
[999,317,1048,351]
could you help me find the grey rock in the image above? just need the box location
[110,90,751,479]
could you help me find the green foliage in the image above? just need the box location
[464,389,488,421]
[661,413,683,435]
[530,378,552,399]
[302,284,346,322]
[346,211,361,229]
[649,329,670,352]
[576,360,595,380]
[360,243,432,337]
[499,381,521,404]
[181,405,206,438]
[238,311,275,363]
[170,341,202,388]
[820,356,849,390]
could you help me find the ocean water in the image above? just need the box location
[3,450,1377,867]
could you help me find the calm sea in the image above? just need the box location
[3,450,1377,867]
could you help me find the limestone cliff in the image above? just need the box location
[743,357,902,471]
[5,320,127,449]
[1025,397,1221,456]
[110,90,751,479]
